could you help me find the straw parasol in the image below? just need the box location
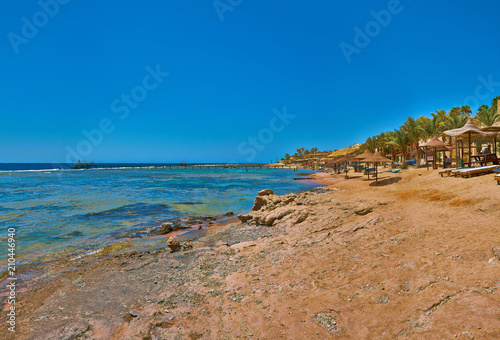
[353,150,374,178]
[421,136,449,170]
[361,151,393,182]
[480,123,500,155]
[353,149,373,160]
[351,150,371,177]
[442,119,497,167]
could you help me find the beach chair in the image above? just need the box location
[452,165,500,178]
[391,170,401,173]
[364,167,375,175]
[380,169,392,173]
[495,174,500,185]
[439,169,456,177]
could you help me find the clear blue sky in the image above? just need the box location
[1,0,499,163]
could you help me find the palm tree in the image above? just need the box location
[402,116,422,166]
[382,131,397,167]
[365,137,377,152]
[475,104,498,127]
[444,108,468,130]
[419,113,444,140]
[388,129,411,169]
[376,132,389,155]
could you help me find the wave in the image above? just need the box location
[0,168,62,173]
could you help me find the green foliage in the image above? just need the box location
[476,103,498,127]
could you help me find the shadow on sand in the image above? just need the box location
[344,175,363,180]
[369,176,402,187]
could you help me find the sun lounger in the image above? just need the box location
[495,174,500,185]
[439,169,456,177]
[391,170,400,173]
[451,165,500,178]
[364,167,375,175]
[380,169,392,173]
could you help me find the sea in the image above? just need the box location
[0,163,319,265]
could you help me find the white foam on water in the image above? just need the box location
[69,248,103,261]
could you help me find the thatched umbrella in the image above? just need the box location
[481,123,500,155]
[361,151,393,182]
[421,137,449,169]
[443,119,497,167]
[353,150,374,177]
[334,155,355,177]
[353,149,373,160]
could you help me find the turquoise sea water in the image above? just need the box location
[0,166,318,264]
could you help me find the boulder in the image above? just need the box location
[263,208,294,226]
[167,236,181,252]
[253,213,266,225]
[159,222,187,234]
[252,196,267,211]
[237,214,253,223]
[292,211,309,224]
[258,189,274,196]
[268,195,282,205]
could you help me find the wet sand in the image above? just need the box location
[2,167,500,339]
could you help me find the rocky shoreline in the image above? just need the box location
[2,169,500,339]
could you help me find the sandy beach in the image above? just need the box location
[2,168,500,339]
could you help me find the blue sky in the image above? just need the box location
[1,0,499,163]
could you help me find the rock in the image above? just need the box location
[216,241,229,247]
[224,211,234,216]
[492,245,500,259]
[252,213,265,225]
[230,241,257,253]
[268,195,282,205]
[355,208,373,216]
[282,197,295,205]
[159,223,174,234]
[263,208,294,226]
[44,321,92,339]
[292,211,309,225]
[167,236,181,252]
[181,241,193,250]
[198,225,203,230]
[258,189,274,196]
[159,222,188,234]
[252,196,267,211]
[238,214,253,223]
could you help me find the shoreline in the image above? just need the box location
[2,168,500,338]
[0,166,317,274]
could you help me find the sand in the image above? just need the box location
[2,167,499,339]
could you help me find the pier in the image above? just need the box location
[78,163,296,171]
